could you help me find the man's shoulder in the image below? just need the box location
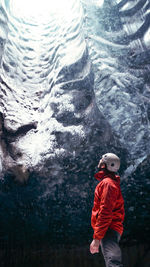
[100,177,119,190]
[96,177,112,188]
[101,176,113,183]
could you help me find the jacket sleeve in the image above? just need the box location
[93,181,118,240]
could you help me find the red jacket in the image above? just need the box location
[91,169,125,240]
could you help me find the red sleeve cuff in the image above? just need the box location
[93,233,104,240]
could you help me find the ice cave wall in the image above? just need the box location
[0,0,150,245]
[83,0,150,173]
[0,0,121,181]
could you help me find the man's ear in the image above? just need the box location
[98,162,106,169]
[101,163,106,169]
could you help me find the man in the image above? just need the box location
[90,153,125,267]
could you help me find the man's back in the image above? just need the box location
[91,170,125,240]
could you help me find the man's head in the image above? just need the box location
[99,153,120,172]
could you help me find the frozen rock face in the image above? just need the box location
[0,0,149,245]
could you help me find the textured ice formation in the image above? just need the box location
[0,0,120,182]
[82,0,150,175]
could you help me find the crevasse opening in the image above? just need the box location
[3,0,78,23]
[0,0,85,90]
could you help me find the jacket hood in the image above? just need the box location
[94,169,120,184]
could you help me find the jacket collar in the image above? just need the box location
[94,169,120,184]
